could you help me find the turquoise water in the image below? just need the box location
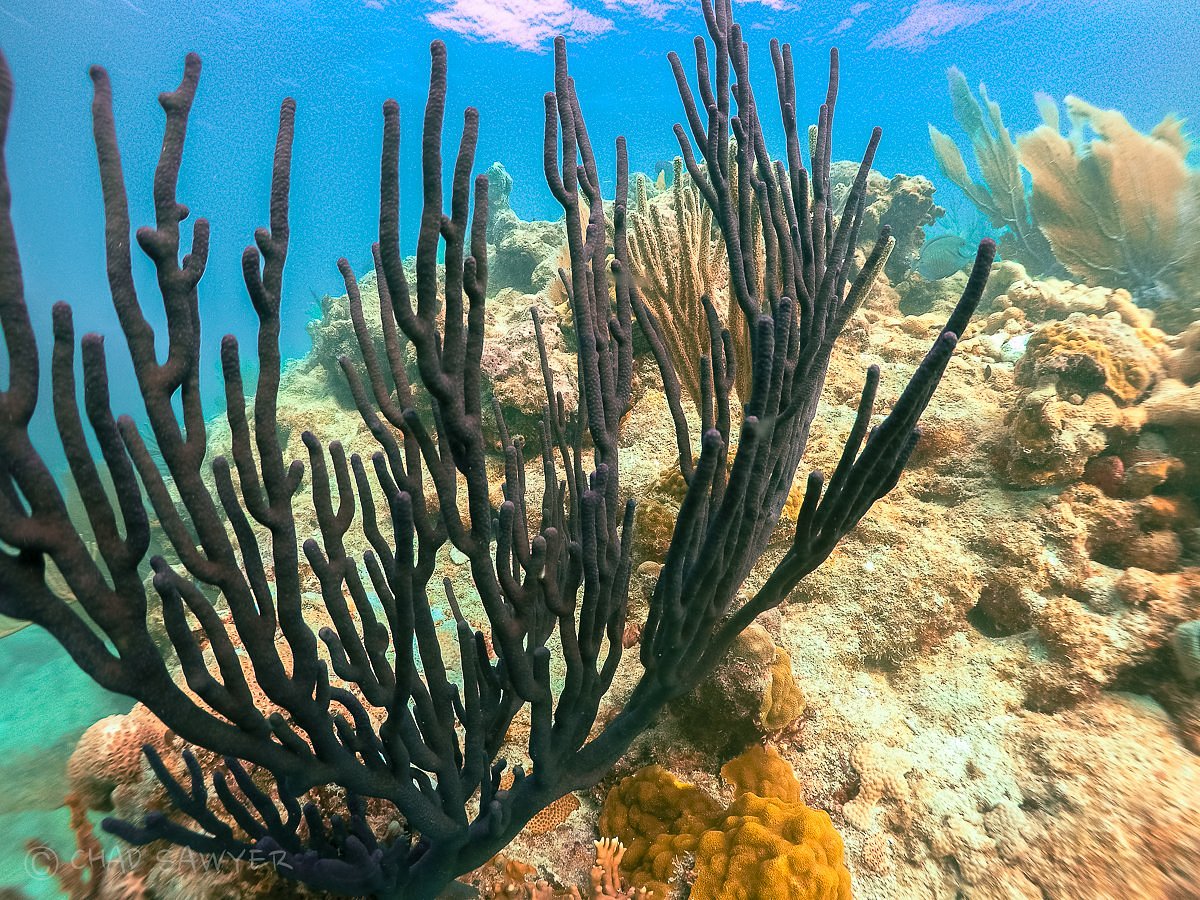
[0,626,130,896]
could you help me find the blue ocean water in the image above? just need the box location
[1,0,1199,895]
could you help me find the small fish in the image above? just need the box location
[916,233,975,280]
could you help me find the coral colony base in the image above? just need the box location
[2,0,1200,898]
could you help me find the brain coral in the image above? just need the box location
[600,745,851,900]
[1015,312,1162,404]
[720,742,804,803]
[67,704,171,812]
[676,624,807,750]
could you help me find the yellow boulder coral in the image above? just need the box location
[759,648,806,733]
[601,745,851,900]
[599,764,722,880]
[720,743,803,804]
[690,792,850,900]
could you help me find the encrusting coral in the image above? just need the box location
[759,646,806,733]
[839,743,914,834]
[600,744,851,900]
[1015,314,1163,405]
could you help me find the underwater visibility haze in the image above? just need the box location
[0,0,1199,897]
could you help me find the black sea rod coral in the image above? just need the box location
[0,0,994,896]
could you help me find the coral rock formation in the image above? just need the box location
[486,161,568,296]
[66,705,171,814]
[830,162,942,283]
[1015,314,1162,405]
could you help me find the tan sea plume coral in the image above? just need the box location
[1018,97,1200,325]
[629,159,751,405]
[928,68,1059,275]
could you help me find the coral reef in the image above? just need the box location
[304,267,395,407]
[972,279,1170,487]
[695,257,1200,896]
[0,1,991,897]
[299,262,577,444]
[485,161,567,297]
[7,2,1198,899]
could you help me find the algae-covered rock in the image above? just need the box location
[1015,313,1163,404]
[674,623,803,752]
[485,161,566,297]
[991,304,1165,486]
[831,162,942,283]
[993,386,1134,487]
